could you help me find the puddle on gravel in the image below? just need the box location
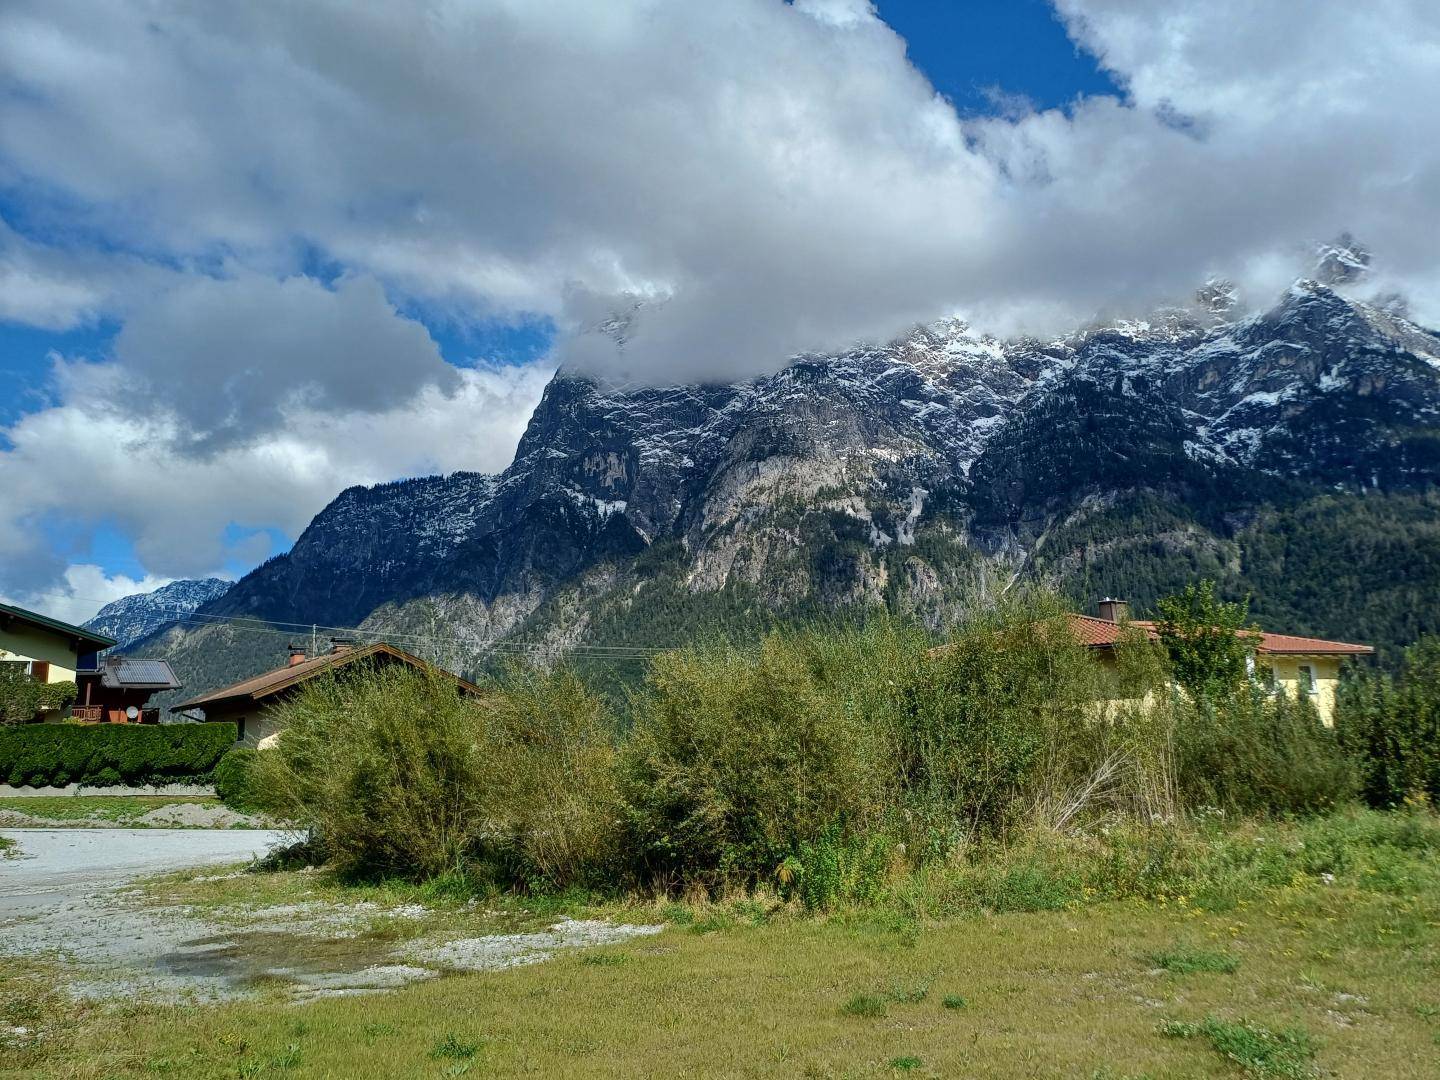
[139,919,664,1002]
[156,931,444,1001]
[159,931,398,982]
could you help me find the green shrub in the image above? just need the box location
[1335,637,1440,809]
[477,665,621,889]
[1174,687,1354,815]
[213,747,261,810]
[252,664,496,879]
[0,667,77,725]
[619,629,894,890]
[0,722,235,788]
[896,593,1174,840]
[780,821,894,911]
[253,662,620,885]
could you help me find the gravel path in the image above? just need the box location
[0,829,290,918]
[0,829,662,1003]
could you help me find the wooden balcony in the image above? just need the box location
[70,705,105,723]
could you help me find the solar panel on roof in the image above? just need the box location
[104,658,180,688]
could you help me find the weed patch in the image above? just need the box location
[941,994,967,1009]
[580,952,628,966]
[887,983,929,1004]
[1149,947,1240,974]
[1162,1017,1317,1078]
[841,992,888,1017]
[429,1033,482,1060]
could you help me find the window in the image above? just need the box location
[29,661,49,682]
[1297,664,1318,695]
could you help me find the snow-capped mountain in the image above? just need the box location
[149,275,1440,692]
[85,578,232,651]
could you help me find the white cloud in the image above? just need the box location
[4,0,1437,379]
[0,221,187,332]
[0,351,552,597]
[1,565,176,626]
[109,272,463,450]
[2,0,1440,595]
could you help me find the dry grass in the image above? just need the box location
[5,873,1438,1079]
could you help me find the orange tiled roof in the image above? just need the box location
[1249,631,1374,656]
[1065,614,1372,656]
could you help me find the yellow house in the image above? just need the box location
[1074,599,1374,726]
[0,602,117,719]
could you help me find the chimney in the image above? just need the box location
[329,636,356,655]
[287,642,307,667]
[1097,598,1130,623]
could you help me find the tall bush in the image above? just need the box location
[896,594,1169,842]
[478,665,621,889]
[0,667,77,726]
[213,746,261,810]
[254,664,496,879]
[620,628,895,890]
[1174,686,1354,815]
[252,661,621,885]
[1335,637,1440,808]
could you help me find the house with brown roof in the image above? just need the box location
[170,638,485,746]
[1070,599,1372,725]
[73,656,183,724]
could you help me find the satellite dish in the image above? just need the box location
[125,705,139,720]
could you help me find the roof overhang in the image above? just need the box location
[0,602,116,652]
[171,641,485,713]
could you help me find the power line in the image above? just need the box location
[19,588,669,662]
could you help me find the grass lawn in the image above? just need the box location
[0,796,240,828]
[4,870,1438,1078]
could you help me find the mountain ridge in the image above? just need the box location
[139,278,1440,699]
[84,577,232,651]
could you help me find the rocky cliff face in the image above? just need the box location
[154,278,1440,690]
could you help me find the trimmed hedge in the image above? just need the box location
[0,722,237,788]
[213,746,262,810]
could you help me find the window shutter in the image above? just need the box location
[30,661,50,682]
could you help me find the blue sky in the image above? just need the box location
[878,0,1120,113]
